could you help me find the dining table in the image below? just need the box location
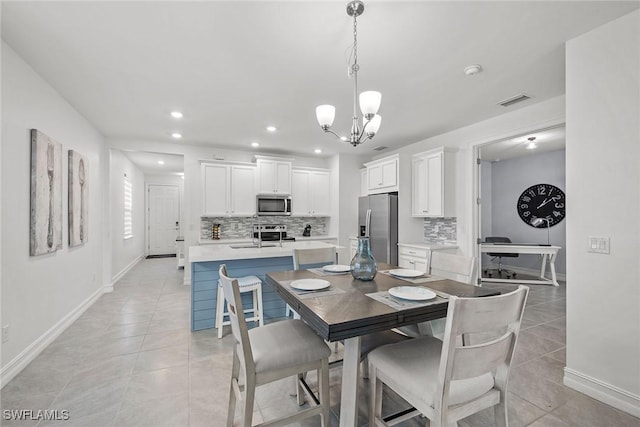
[264,263,500,427]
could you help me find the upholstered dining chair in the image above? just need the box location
[287,247,338,319]
[400,252,477,339]
[368,285,529,427]
[219,264,331,427]
[290,247,411,373]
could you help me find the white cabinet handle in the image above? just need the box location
[408,251,417,255]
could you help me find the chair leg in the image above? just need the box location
[369,365,382,427]
[227,350,240,427]
[256,286,264,326]
[319,360,330,427]
[242,375,256,427]
[216,285,225,339]
[494,398,508,427]
[296,372,305,406]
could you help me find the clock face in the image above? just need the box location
[517,184,566,228]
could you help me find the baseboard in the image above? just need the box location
[564,367,640,417]
[110,254,144,287]
[0,285,105,389]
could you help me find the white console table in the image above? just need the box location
[480,244,561,286]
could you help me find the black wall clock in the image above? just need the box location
[517,184,566,228]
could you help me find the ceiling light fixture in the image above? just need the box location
[157,160,165,165]
[171,133,182,139]
[314,149,322,154]
[170,111,183,119]
[315,1,381,147]
[464,64,482,76]
[266,126,277,132]
[251,142,260,147]
[526,136,537,150]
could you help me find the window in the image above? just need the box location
[123,175,133,239]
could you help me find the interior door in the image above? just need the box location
[148,184,180,256]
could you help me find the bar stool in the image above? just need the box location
[216,274,263,339]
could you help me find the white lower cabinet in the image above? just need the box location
[397,243,459,273]
[398,245,429,273]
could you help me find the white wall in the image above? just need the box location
[109,149,145,280]
[565,10,640,416]
[1,42,105,381]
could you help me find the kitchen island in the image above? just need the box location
[189,241,338,331]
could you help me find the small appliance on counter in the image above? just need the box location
[211,224,221,240]
[302,224,311,237]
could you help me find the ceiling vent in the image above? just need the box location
[497,94,531,107]
[373,146,388,151]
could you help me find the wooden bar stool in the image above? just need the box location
[216,274,263,339]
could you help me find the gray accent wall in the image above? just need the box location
[482,149,566,274]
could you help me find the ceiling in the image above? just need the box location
[480,126,566,163]
[121,151,184,175]
[2,1,638,158]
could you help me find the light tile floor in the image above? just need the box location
[1,258,639,427]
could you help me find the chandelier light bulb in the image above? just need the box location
[316,105,336,129]
[359,91,381,118]
[365,114,382,136]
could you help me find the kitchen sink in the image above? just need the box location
[229,243,278,249]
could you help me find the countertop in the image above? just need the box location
[398,241,458,250]
[198,235,337,245]
[190,240,338,262]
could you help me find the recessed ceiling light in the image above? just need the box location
[170,111,183,119]
[157,160,165,165]
[251,142,260,147]
[464,64,482,76]
[266,126,277,132]
[314,149,322,154]
[171,133,182,139]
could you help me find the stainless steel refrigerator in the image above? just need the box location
[358,193,398,265]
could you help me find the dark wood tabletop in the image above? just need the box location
[265,263,499,342]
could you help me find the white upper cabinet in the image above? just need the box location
[411,147,456,217]
[365,154,399,194]
[202,163,256,216]
[291,168,331,216]
[256,157,292,194]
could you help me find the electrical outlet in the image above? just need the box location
[2,325,9,343]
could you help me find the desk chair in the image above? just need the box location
[219,264,331,427]
[216,274,263,339]
[484,237,519,279]
[400,253,477,340]
[368,286,529,427]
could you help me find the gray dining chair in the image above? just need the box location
[219,264,331,427]
[400,252,477,339]
[368,285,529,427]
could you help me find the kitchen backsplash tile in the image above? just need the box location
[423,217,457,244]
[201,216,328,240]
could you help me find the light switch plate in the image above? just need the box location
[588,236,610,254]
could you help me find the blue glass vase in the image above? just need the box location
[350,237,377,281]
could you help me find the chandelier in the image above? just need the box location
[315,1,382,147]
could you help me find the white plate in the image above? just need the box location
[388,286,437,301]
[322,264,351,273]
[388,269,425,278]
[290,279,331,291]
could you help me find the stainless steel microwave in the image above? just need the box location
[256,194,292,216]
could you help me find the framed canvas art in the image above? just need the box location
[68,150,88,246]
[30,129,63,255]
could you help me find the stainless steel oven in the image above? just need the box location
[256,194,291,216]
